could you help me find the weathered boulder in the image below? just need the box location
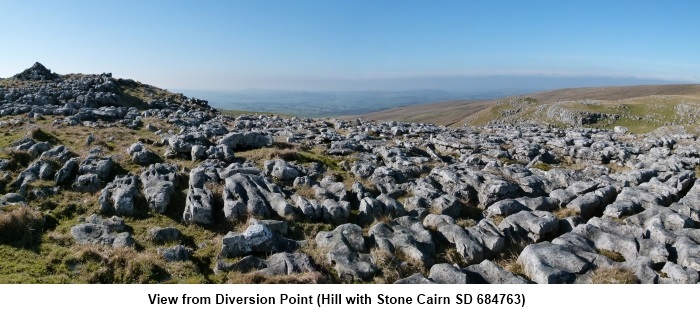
[659,262,699,284]
[428,263,471,284]
[218,131,272,149]
[99,174,140,216]
[70,214,134,248]
[183,166,219,225]
[466,219,506,256]
[423,214,484,265]
[220,223,299,258]
[394,273,435,284]
[499,210,559,242]
[159,245,191,262]
[72,173,101,192]
[369,216,435,266]
[517,241,591,284]
[222,173,297,222]
[79,155,113,181]
[259,252,315,276]
[140,163,179,213]
[264,159,303,180]
[55,158,79,185]
[148,227,181,244]
[464,259,529,284]
[315,224,378,280]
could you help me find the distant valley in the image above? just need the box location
[174,89,527,117]
[175,76,679,118]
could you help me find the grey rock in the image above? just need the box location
[357,197,385,225]
[674,235,700,271]
[70,214,133,248]
[394,273,435,284]
[464,259,529,284]
[549,189,577,206]
[132,149,161,166]
[55,158,79,185]
[140,163,178,213]
[27,142,51,158]
[499,210,559,242]
[220,223,299,258]
[466,219,506,256]
[148,227,181,243]
[659,262,699,284]
[424,214,485,265]
[183,166,218,225]
[369,216,435,266]
[72,173,101,192]
[259,252,315,276]
[223,173,298,222]
[0,193,26,207]
[264,159,303,180]
[566,193,602,218]
[485,199,530,217]
[218,131,272,149]
[191,145,207,161]
[112,232,136,248]
[428,263,471,284]
[79,155,113,181]
[99,174,140,216]
[315,224,378,280]
[430,194,463,218]
[322,198,350,225]
[566,181,599,195]
[159,245,191,262]
[216,256,267,273]
[517,241,591,284]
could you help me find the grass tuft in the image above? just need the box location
[590,267,639,284]
[597,249,625,262]
[0,205,45,247]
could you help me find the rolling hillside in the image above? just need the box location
[354,84,700,132]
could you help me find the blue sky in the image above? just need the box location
[1,0,699,90]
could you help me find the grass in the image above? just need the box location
[493,238,531,281]
[370,248,427,284]
[597,249,626,262]
[219,271,326,284]
[459,88,700,132]
[0,205,45,247]
[590,267,639,284]
[530,162,552,171]
[553,208,579,219]
[491,215,505,226]
[436,247,466,267]
[455,218,477,228]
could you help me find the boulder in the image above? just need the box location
[315,224,378,280]
[259,253,315,276]
[464,260,529,284]
[222,173,298,222]
[140,163,179,213]
[72,174,101,192]
[99,174,140,216]
[70,214,134,248]
[220,223,299,258]
[369,216,435,266]
[428,263,471,284]
[517,242,591,284]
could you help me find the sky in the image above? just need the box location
[1,0,699,91]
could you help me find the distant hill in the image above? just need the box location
[355,84,700,133]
